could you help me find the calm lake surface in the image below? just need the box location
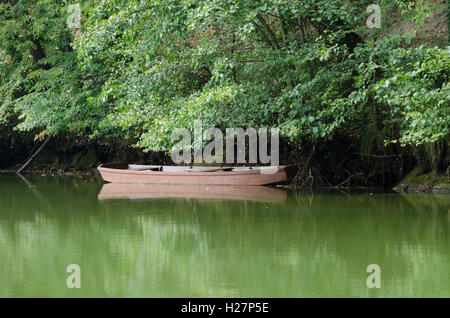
[0,174,448,297]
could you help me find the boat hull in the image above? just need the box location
[97,163,298,186]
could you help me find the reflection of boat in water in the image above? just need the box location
[98,183,287,203]
[98,163,298,186]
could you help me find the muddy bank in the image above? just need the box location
[2,134,448,191]
[3,164,449,194]
[393,167,450,194]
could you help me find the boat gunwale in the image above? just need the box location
[97,163,289,176]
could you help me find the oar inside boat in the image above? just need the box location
[186,167,233,172]
[129,166,162,171]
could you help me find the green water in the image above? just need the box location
[0,174,448,298]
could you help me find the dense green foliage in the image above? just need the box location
[0,0,448,180]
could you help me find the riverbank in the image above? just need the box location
[3,164,449,194]
[393,168,450,194]
[0,166,98,177]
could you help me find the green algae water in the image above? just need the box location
[0,174,448,297]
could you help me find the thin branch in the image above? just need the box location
[277,7,289,48]
[257,14,280,50]
[258,9,301,27]
[251,21,276,50]
[352,152,398,158]
[17,136,51,174]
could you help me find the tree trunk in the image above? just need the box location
[16,136,51,174]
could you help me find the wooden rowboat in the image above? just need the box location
[97,163,298,186]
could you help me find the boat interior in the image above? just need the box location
[129,164,254,172]
[101,163,271,172]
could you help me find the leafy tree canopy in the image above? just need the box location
[0,0,448,156]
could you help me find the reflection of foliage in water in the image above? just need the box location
[0,176,448,297]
